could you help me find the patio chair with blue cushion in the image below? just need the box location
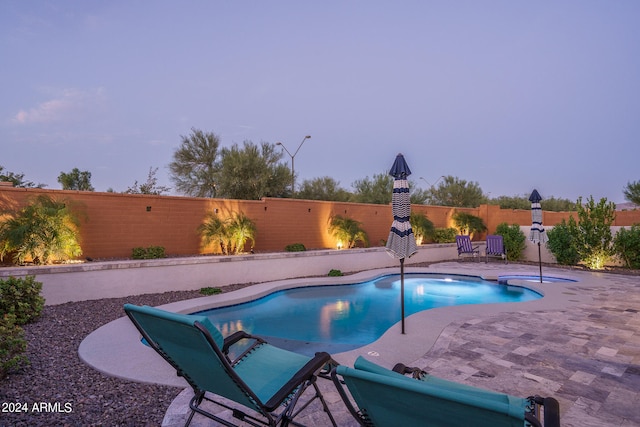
[124,304,337,427]
[456,235,480,261]
[485,234,508,264]
[331,356,560,427]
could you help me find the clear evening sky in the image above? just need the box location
[2,1,639,203]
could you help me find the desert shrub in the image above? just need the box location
[613,225,640,269]
[131,246,166,259]
[285,243,306,252]
[0,313,28,379]
[0,276,45,325]
[546,219,580,265]
[432,227,457,243]
[328,269,343,276]
[495,223,526,261]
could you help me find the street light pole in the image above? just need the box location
[420,175,445,204]
[276,135,311,195]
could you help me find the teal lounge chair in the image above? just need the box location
[331,356,560,427]
[456,235,480,261]
[124,304,337,427]
[485,234,508,263]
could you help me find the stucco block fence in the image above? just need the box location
[1,187,637,305]
[1,241,555,306]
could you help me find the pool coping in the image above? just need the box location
[78,262,593,388]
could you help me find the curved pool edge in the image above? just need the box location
[78,262,594,387]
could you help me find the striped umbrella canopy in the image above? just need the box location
[386,154,418,260]
[528,189,548,244]
[385,153,417,334]
[528,189,548,282]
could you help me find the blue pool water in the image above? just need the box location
[196,273,542,356]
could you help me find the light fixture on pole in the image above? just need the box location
[276,135,311,195]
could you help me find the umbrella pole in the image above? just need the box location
[400,258,406,334]
[538,242,543,283]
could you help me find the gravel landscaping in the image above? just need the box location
[0,285,253,427]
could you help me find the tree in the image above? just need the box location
[351,173,393,204]
[125,167,171,195]
[623,180,640,206]
[296,177,352,201]
[57,168,94,191]
[169,128,221,198]
[489,195,575,211]
[328,215,369,248]
[0,195,82,265]
[0,166,46,188]
[427,176,486,207]
[217,141,291,200]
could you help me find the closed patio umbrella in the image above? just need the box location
[385,153,418,334]
[528,189,548,283]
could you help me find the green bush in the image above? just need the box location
[573,196,616,269]
[495,223,526,261]
[285,243,306,252]
[0,313,28,379]
[328,269,343,276]
[200,287,222,295]
[0,276,45,325]
[614,225,640,269]
[432,227,457,243]
[546,220,580,265]
[131,246,166,259]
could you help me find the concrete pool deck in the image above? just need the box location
[79,261,640,426]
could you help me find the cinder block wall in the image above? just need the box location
[1,187,638,260]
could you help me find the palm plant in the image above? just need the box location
[0,195,82,265]
[328,215,369,248]
[226,213,256,254]
[199,212,256,255]
[452,211,487,238]
[410,212,435,244]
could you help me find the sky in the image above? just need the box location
[2,1,639,203]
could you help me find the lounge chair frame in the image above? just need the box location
[456,235,480,262]
[485,234,508,264]
[124,304,337,427]
[332,356,560,427]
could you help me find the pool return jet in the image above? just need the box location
[385,153,418,334]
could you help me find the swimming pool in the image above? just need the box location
[196,273,541,356]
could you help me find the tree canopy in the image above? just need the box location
[296,177,351,201]
[216,141,291,200]
[0,165,46,188]
[169,128,221,198]
[623,180,640,206]
[426,175,486,207]
[57,168,94,191]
